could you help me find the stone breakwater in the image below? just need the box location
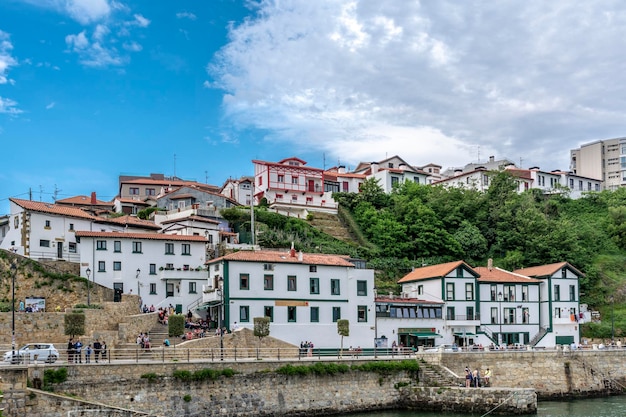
[0,359,536,417]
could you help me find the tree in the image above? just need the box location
[337,319,349,357]
[168,314,185,338]
[64,311,85,338]
[254,316,270,348]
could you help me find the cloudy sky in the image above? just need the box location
[1,0,625,213]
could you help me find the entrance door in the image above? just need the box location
[113,283,124,302]
[166,283,175,297]
[57,242,63,259]
[308,180,315,192]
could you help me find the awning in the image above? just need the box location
[410,332,443,338]
[453,332,475,336]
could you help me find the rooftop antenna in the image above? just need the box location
[519,157,523,169]
[53,184,61,201]
[323,153,326,170]
[477,145,481,163]
[39,185,43,202]
[173,153,177,178]
[205,170,209,184]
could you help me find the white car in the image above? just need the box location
[3,343,59,364]
[425,344,459,352]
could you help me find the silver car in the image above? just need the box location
[3,343,59,364]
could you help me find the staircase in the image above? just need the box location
[306,212,356,242]
[529,327,548,347]
[418,360,464,387]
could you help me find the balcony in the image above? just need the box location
[159,267,207,280]
[445,314,481,326]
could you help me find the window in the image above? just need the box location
[68,242,77,253]
[465,283,474,300]
[446,283,454,300]
[149,283,157,294]
[569,285,576,301]
[446,306,455,320]
[491,307,498,324]
[146,188,155,196]
[240,306,250,322]
[288,306,297,322]
[310,278,319,294]
[98,261,106,272]
[264,274,274,290]
[522,285,528,301]
[418,285,423,295]
[288,275,297,291]
[291,176,298,184]
[39,239,50,247]
[166,263,174,270]
[522,308,530,324]
[490,284,497,301]
[357,306,367,322]
[96,240,107,250]
[113,261,121,271]
[132,241,142,253]
[310,306,319,322]
[181,243,191,255]
[332,307,341,322]
[277,174,284,183]
[291,194,297,201]
[504,308,516,324]
[309,265,317,272]
[391,176,399,186]
[240,274,249,290]
[466,306,474,320]
[45,220,51,228]
[504,284,515,301]
[331,279,340,295]
[114,241,122,253]
[413,176,420,184]
[149,264,156,275]
[189,282,197,294]
[263,263,274,271]
[554,285,561,301]
[69,223,74,231]
[165,243,174,255]
[357,280,367,296]
[264,306,273,322]
[129,187,139,195]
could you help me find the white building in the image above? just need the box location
[351,156,430,192]
[201,249,375,348]
[570,138,623,190]
[220,176,254,206]
[76,231,207,312]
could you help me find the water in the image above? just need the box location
[347,396,626,417]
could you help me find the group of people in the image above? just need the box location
[465,366,491,387]
[67,338,106,363]
[136,333,151,350]
[299,341,315,357]
[18,300,42,313]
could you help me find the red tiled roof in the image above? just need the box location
[56,195,113,206]
[504,169,533,180]
[116,198,150,205]
[94,215,161,230]
[474,267,541,283]
[11,198,96,220]
[75,231,207,241]
[160,215,220,225]
[253,159,323,173]
[397,261,473,283]
[375,296,443,305]
[207,250,355,267]
[514,262,585,278]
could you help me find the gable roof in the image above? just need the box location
[94,215,161,230]
[474,266,541,283]
[10,198,96,220]
[207,250,355,267]
[397,260,477,283]
[56,195,113,207]
[160,215,220,225]
[514,262,585,278]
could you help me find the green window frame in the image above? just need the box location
[331,279,340,295]
[310,307,319,322]
[310,278,319,294]
[357,280,367,296]
[240,306,250,322]
[240,273,249,290]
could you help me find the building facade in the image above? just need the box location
[570,138,625,190]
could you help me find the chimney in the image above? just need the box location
[338,165,346,174]
[290,242,296,258]
[90,192,97,204]
[399,163,407,171]
[298,251,303,261]
[489,156,495,162]
[488,258,493,271]
[371,162,379,174]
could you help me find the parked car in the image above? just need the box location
[3,343,59,364]
[424,344,459,352]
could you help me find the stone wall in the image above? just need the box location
[418,348,626,398]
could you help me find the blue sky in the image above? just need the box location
[2,0,626,214]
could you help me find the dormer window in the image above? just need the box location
[264,263,274,271]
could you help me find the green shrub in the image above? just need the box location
[183,394,192,402]
[168,314,185,337]
[140,373,159,382]
[172,370,192,381]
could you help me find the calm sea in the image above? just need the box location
[347,396,626,417]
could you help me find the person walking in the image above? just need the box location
[484,368,492,386]
[74,339,83,363]
[93,339,101,363]
[85,344,92,363]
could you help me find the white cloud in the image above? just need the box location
[176,11,197,20]
[0,30,17,85]
[65,29,124,67]
[64,0,112,24]
[122,41,142,52]
[210,0,626,171]
[46,102,56,109]
[0,96,22,114]
[127,14,150,28]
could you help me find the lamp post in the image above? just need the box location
[498,291,503,346]
[136,268,141,296]
[217,277,224,360]
[86,268,91,306]
[11,260,17,360]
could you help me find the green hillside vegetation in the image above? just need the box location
[222,171,626,339]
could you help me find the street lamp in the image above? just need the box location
[217,277,225,360]
[10,260,17,360]
[498,291,503,346]
[136,268,141,297]
[86,268,91,306]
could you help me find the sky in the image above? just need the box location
[2,0,626,214]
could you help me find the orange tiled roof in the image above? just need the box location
[11,198,96,220]
[207,250,355,267]
[375,296,443,305]
[474,267,541,283]
[75,231,207,241]
[116,198,150,205]
[514,262,585,278]
[397,260,472,283]
[94,215,161,230]
[56,195,113,206]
